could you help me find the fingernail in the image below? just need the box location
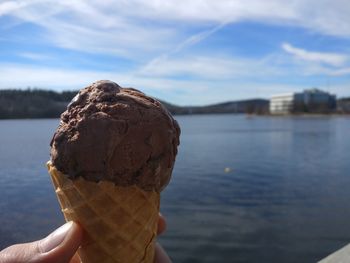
[40,221,73,253]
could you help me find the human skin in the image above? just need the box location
[0,214,172,263]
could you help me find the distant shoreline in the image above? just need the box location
[1,112,349,121]
[0,89,349,119]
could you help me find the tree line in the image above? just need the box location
[1,89,348,119]
[0,89,77,119]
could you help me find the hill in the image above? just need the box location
[1,89,348,119]
[0,89,270,119]
[178,99,269,115]
[0,89,77,119]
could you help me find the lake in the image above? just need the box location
[0,115,349,262]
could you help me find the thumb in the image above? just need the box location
[0,221,83,263]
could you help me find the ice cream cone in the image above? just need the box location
[47,162,160,263]
[47,81,180,262]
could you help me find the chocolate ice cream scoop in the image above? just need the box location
[50,80,180,192]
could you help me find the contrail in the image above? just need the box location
[139,21,229,74]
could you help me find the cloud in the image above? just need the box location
[0,63,204,92]
[106,0,297,24]
[140,55,283,80]
[18,52,52,60]
[282,43,348,67]
[280,42,350,77]
[0,63,218,104]
[2,1,177,58]
[2,0,350,59]
[0,1,27,16]
[0,53,302,97]
[303,64,350,77]
[1,1,350,103]
[0,64,109,89]
[119,0,350,37]
[329,67,350,76]
[0,62,349,105]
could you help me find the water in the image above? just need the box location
[0,115,349,262]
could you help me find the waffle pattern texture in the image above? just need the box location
[48,163,160,263]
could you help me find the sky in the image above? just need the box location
[1,0,350,105]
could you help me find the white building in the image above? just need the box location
[270,89,336,114]
[269,93,295,114]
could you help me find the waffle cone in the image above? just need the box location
[47,163,160,263]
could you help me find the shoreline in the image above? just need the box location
[1,112,350,121]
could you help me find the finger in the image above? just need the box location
[69,253,81,263]
[154,242,172,263]
[157,213,167,236]
[0,221,83,263]
[39,221,83,263]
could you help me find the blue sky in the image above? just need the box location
[0,0,350,105]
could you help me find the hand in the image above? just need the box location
[0,221,82,263]
[0,214,172,263]
[155,213,172,263]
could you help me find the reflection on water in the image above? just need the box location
[0,115,350,262]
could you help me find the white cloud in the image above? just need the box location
[303,64,350,77]
[119,0,350,37]
[282,43,348,67]
[329,67,350,76]
[0,63,349,105]
[140,55,283,79]
[0,63,218,104]
[2,0,177,58]
[0,63,202,91]
[107,0,297,24]
[2,0,350,59]
[1,1,350,103]
[18,52,52,60]
[0,1,27,16]
[279,42,350,77]
[0,64,110,89]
